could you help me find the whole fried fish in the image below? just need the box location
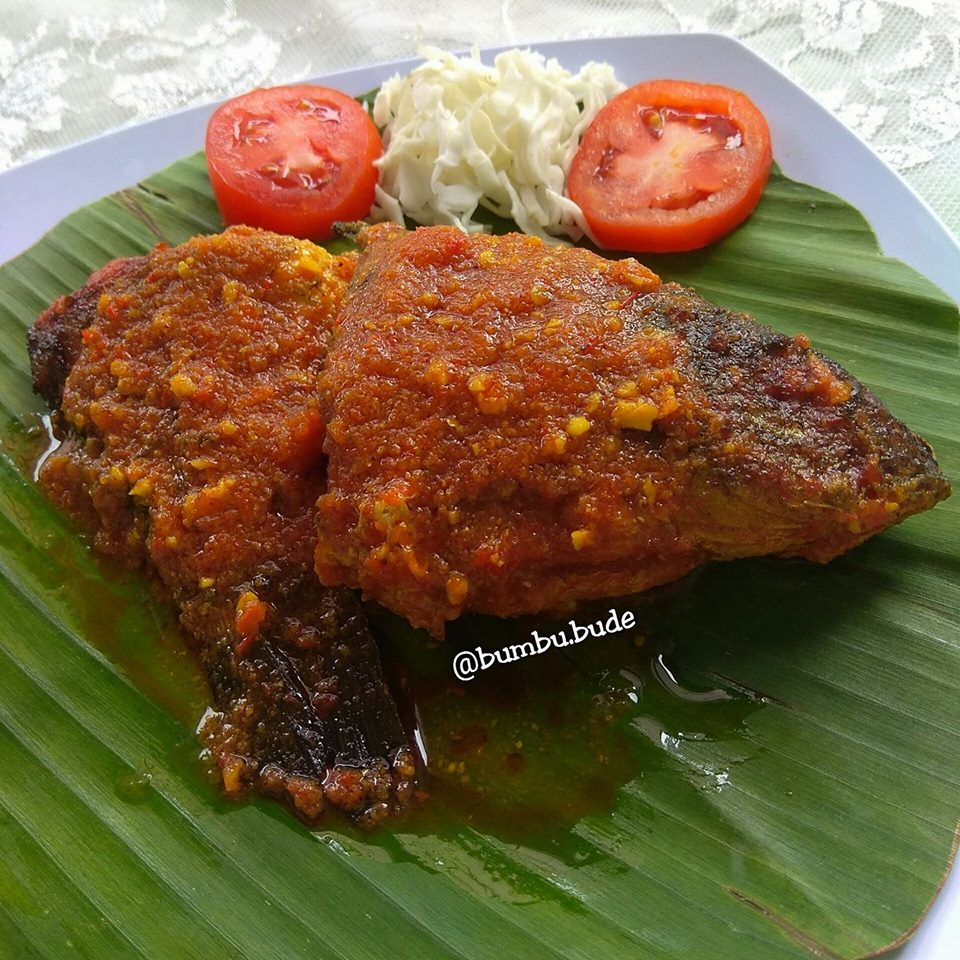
[28,226,415,827]
[316,223,950,636]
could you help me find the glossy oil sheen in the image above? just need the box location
[20,405,759,841]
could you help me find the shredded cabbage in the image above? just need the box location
[371,46,623,243]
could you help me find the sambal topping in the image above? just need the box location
[28,225,416,827]
[315,223,949,637]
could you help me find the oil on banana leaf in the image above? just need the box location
[0,150,958,960]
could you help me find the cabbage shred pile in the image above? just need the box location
[371,47,623,243]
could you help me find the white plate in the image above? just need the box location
[0,33,956,959]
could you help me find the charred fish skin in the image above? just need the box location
[315,223,950,637]
[27,226,415,827]
[28,255,145,409]
[191,571,416,827]
[638,283,950,562]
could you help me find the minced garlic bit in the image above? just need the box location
[169,373,196,399]
[372,46,623,242]
[220,756,245,794]
[542,431,568,456]
[571,529,593,550]
[467,373,488,394]
[467,371,508,414]
[295,251,332,278]
[129,477,153,498]
[446,572,470,605]
[99,465,126,488]
[425,358,451,386]
[566,415,591,437]
[529,286,551,306]
[613,400,659,431]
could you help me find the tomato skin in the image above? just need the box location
[205,84,382,241]
[569,80,772,253]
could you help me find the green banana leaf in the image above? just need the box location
[0,151,958,960]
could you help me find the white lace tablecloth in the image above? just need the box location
[1,0,958,239]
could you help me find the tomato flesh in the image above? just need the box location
[569,80,772,253]
[596,108,742,210]
[206,85,382,241]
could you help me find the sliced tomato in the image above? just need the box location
[205,84,382,240]
[568,80,772,253]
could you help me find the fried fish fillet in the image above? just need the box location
[28,226,415,826]
[316,223,950,636]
